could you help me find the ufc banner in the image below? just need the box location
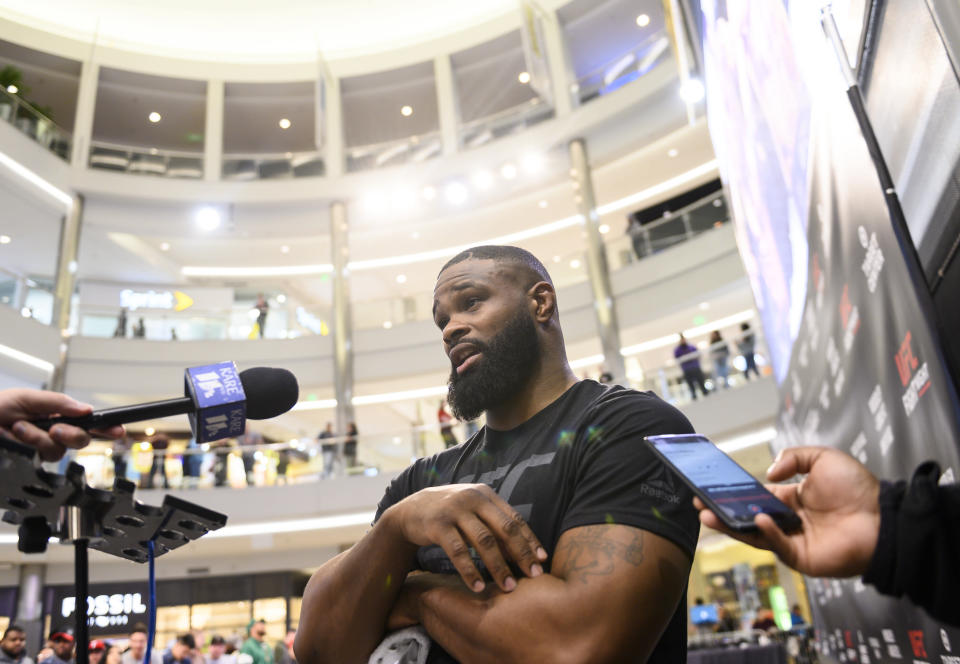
[700,1,960,661]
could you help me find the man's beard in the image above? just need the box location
[447,312,541,421]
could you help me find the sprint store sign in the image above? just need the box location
[120,289,194,312]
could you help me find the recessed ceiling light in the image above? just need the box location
[159,242,170,251]
[500,163,518,180]
[518,71,531,84]
[411,231,421,239]
[636,14,650,27]
[553,255,561,263]
[668,148,679,157]
[6,85,18,94]
[382,320,393,329]
[472,170,494,191]
[280,245,290,254]
[679,78,705,103]
[521,153,545,174]
[699,302,710,310]
[0,235,10,244]
[396,274,407,284]
[538,200,548,209]
[276,293,287,303]
[194,206,221,231]
[599,224,610,234]
[422,186,437,201]
[148,112,161,123]
[400,105,413,117]
[145,427,156,437]
[20,307,31,318]
[713,199,723,207]
[445,182,468,205]
[150,148,159,155]
[279,118,291,129]
[570,259,581,269]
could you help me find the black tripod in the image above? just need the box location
[1,435,227,664]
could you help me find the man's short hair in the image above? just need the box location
[177,634,196,649]
[209,636,226,646]
[129,623,148,637]
[2,625,25,639]
[438,245,553,288]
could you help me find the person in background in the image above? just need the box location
[162,635,194,664]
[39,630,73,664]
[111,434,129,482]
[114,308,128,338]
[88,641,107,664]
[255,294,269,339]
[146,433,170,489]
[239,622,272,664]
[239,430,262,486]
[674,333,709,400]
[317,423,336,478]
[343,422,358,469]
[34,649,51,664]
[170,328,178,341]
[715,605,738,633]
[122,623,163,664]
[272,632,295,664]
[627,216,647,260]
[788,604,806,629]
[708,330,730,389]
[751,608,778,632]
[183,437,203,489]
[103,645,121,664]
[0,625,34,664]
[694,446,960,627]
[205,638,233,664]
[133,317,146,339]
[437,399,458,449]
[212,439,233,487]
[737,322,759,379]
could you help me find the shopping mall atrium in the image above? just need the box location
[0,0,812,654]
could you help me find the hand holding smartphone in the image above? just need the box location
[645,433,801,534]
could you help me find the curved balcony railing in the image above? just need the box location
[89,140,204,179]
[1,189,729,338]
[346,130,443,172]
[458,97,555,150]
[222,149,325,180]
[574,29,672,104]
[64,330,768,491]
[0,86,72,160]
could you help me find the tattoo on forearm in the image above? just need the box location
[554,526,645,584]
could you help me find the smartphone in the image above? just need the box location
[644,433,801,533]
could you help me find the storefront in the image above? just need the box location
[41,572,309,648]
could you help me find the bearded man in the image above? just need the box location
[296,245,700,663]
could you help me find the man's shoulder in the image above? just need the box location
[580,382,694,433]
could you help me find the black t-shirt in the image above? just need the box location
[375,380,700,663]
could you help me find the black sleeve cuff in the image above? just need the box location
[862,478,906,594]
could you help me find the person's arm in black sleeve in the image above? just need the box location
[863,461,960,627]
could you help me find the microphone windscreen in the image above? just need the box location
[239,367,300,419]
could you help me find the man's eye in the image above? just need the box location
[466,297,481,308]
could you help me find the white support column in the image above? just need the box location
[204,79,224,181]
[542,10,575,116]
[324,76,345,177]
[70,61,99,169]
[434,54,460,155]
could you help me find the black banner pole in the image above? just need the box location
[74,539,89,664]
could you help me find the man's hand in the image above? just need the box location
[695,446,881,578]
[384,483,547,594]
[0,388,124,461]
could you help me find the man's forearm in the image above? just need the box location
[411,574,599,664]
[295,510,417,664]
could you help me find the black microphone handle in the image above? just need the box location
[32,396,195,431]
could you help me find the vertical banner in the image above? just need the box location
[314,54,329,151]
[519,1,554,106]
[700,1,960,661]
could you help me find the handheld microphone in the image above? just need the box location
[33,364,299,443]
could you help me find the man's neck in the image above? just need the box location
[485,358,578,431]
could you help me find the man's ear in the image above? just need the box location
[528,281,557,323]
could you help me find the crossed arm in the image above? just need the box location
[294,483,691,664]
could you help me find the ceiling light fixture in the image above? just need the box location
[390,188,417,212]
[148,112,161,123]
[281,245,290,254]
[395,274,407,284]
[521,153,545,174]
[500,163,518,180]
[0,235,10,244]
[599,224,610,234]
[636,14,650,27]
[679,78,705,103]
[400,105,413,117]
[279,118,292,129]
[538,200,548,209]
[421,186,437,201]
[444,182,468,206]
[276,294,287,303]
[194,206,222,231]
[159,242,170,251]
[6,85,17,94]
[668,148,679,157]
[570,259,581,269]
[382,321,393,329]
[518,71,531,84]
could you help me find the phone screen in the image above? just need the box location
[646,434,798,530]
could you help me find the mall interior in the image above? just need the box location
[0,1,958,663]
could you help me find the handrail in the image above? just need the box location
[89,140,203,159]
[0,86,71,136]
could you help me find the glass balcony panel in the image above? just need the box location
[88,141,204,179]
[0,86,72,160]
